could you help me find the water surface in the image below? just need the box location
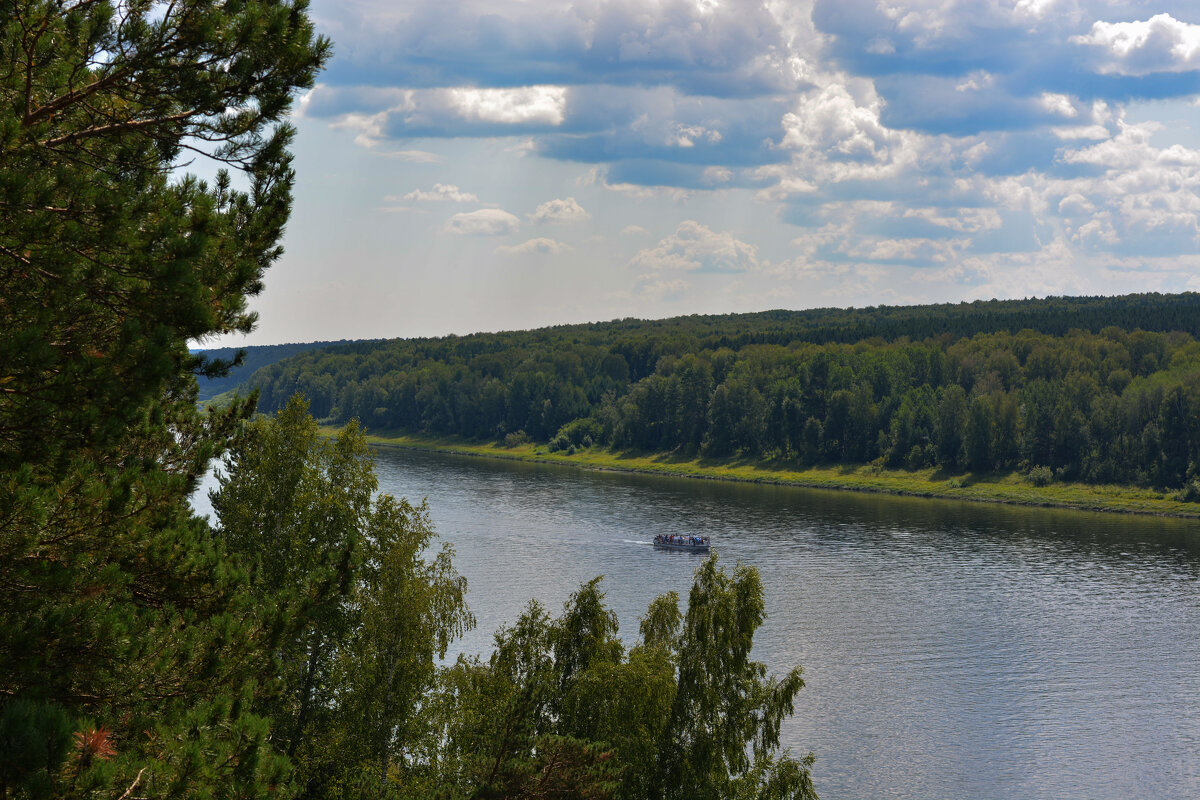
[198,447,1200,799]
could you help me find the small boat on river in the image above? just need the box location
[653,534,710,552]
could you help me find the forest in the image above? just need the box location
[194,340,371,401]
[241,294,1200,492]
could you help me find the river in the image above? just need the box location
[196,446,1200,799]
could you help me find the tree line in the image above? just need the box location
[195,340,373,402]
[244,305,1200,492]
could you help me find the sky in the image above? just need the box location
[209,0,1200,346]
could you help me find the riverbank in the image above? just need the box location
[344,429,1200,519]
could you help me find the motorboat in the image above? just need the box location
[653,534,710,552]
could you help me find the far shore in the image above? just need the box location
[334,428,1200,520]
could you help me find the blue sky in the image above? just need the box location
[212,0,1200,345]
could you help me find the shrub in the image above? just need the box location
[1027,465,1053,487]
[1173,479,1200,503]
[551,417,604,449]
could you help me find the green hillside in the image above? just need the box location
[193,339,373,401]
[238,293,1200,493]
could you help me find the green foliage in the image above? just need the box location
[551,418,605,452]
[5,5,828,799]
[0,698,75,800]
[1,2,326,797]
[503,430,531,448]
[196,341,370,403]
[244,308,1200,491]
[210,398,474,799]
[1027,466,1054,487]
[434,559,817,800]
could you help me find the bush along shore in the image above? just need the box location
[346,429,1200,519]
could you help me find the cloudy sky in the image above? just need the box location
[213,0,1200,346]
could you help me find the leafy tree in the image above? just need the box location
[333,495,473,795]
[935,385,968,470]
[211,398,377,776]
[1,2,326,797]
[210,399,474,799]
[964,395,994,472]
[665,558,812,800]
[433,559,817,800]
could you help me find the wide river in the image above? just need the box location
[198,446,1200,799]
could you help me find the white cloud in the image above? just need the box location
[496,237,573,255]
[621,225,650,236]
[1073,14,1200,75]
[754,173,818,202]
[494,236,573,255]
[781,81,898,163]
[581,167,692,202]
[955,71,994,92]
[702,166,733,185]
[1039,92,1078,118]
[630,221,760,273]
[329,110,390,149]
[446,86,567,125]
[402,183,479,203]
[387,150,443,163]
[315,84,567,141]
[444,209,521,236]
[668,123,723,148]
[314,0,803,97]
[529,197,590,223]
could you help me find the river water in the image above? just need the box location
[197,446,1200,799]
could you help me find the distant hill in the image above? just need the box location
[231,293,1200,491]
[192,340,374,401]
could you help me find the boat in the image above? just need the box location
[653,534,710,552]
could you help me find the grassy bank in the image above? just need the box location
[344,428,1200,519]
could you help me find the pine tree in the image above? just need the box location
[1,3,327,797]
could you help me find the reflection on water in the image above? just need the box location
[196,447,1200,800]
[370,448,1200,800]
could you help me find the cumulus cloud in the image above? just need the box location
[310,84,567,140]
[496,237,573,255]
[314,0,802,97]
[447,86,567,125]
[307,0,1200,289]
[781,82,897,162]
[669,123,723,148]
[630,221,760,273]
[402,183,479,203]
[444,209,521,236]
[529,197,590,223]
[1053,121,1200,252]
[1073,14,1200,75]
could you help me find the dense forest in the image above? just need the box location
[194,340,371,401]
[241,294,1200,492]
